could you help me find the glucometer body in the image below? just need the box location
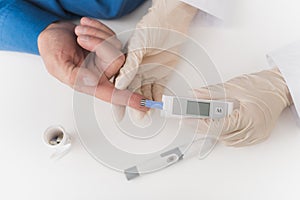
[161,95,233,119]
[141,95,233,119]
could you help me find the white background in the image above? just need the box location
[1,0,300,199]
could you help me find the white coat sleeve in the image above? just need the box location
[180,0,226,20]
[267,41,300,121]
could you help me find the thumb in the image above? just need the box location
[196,109,241,142]
[69,65,98,87]
[193,86,241,142]
[112,105,126,122]
[115,50,144,90]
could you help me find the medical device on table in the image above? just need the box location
[141,95,234,119]
[124,135,216,180]
[123,96,234,180]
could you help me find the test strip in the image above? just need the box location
[140,99,164,110]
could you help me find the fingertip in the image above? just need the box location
[80,17,92,25]
[80,17,115,36]
[129,93,149,112]
[77,35,89,50]
[75,25,84,35]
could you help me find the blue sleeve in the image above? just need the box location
[0,0,147,55]
[57,0,147,19]
[0,0,61,54]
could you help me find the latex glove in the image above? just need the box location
[193,68,293,147]
[114,0,198,122]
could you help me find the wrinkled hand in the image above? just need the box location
[193,68,292,147]
[38,18,148,111]
[114,0,198,122]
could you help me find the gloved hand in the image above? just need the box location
[113,0,198,122]
[193,68,293,147]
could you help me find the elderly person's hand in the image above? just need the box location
[193,68,293,147]
[38,18,148,111]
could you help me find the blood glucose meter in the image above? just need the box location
[141,95,234,119]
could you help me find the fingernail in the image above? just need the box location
[83,77,97,86]
[75,26,84,34]
[81,17,92,24]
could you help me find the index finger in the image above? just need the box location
[95,80,149,112]
[74,78,148,112]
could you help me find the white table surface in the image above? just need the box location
[1,0,300,199]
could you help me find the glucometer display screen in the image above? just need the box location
[186,101,210,116]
